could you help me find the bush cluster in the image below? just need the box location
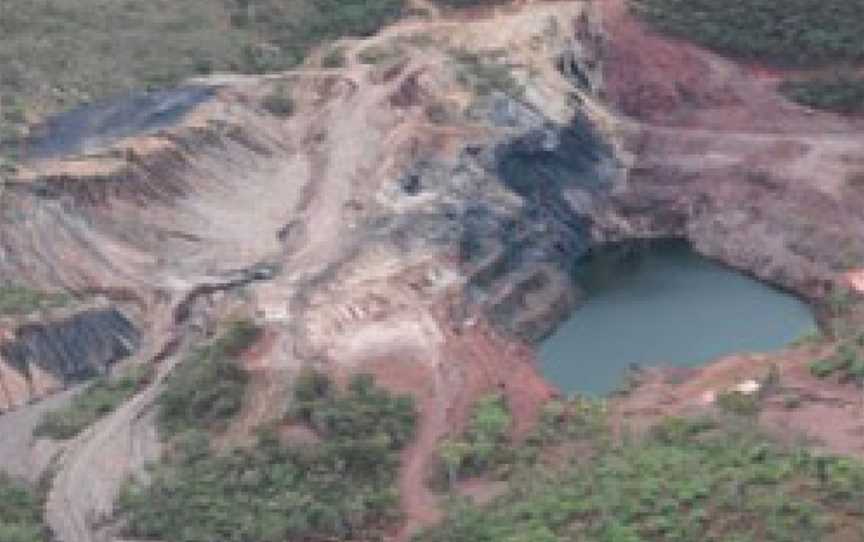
[0,0,406,142]
[0,285,70,316]
[630,0,864,67]
[35,364,154,440]
[439,394,512,486]
[0,474,45,542]
[810,331,864,382]
[157,319,261,437]
[120,370,416,542]
[419,413,864,542]
[449,48,524,98]
[780,76,864,115]
[630,0,864,115]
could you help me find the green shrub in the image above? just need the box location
[716,391,761,417]
[35,364,154,440]
[809,333,864,382]
[321,46,347,68]
[532,396,609,445]
[780,76,864,114]
[0,474,45,542]
[650,414,717,444]
[438,394,513,486]
[357,43,405,65]
[289,371,417,448]
[157,319,261,437]
[0,0,406,138]
[449,48,524,98]
[418,411,864,542]
[120,371,416,542]
[0,285,70,316]
[630,0,864,66]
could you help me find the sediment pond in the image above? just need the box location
[540,240,816,395]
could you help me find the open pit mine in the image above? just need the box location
[1,1,864,541]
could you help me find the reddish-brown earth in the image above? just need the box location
[611,342,864,457]
[597,0,864,460]
[352,303,554,541]
[0,2,862,542]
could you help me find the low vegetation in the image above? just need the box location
[419,404,864,542]
[439,394,512,487]
[357,43,406,66]
[320,46,348,68]
[810,331,864,382]
[809,287,864,381]
[630,0,864,67]
[0,0,407,151]
[0,0,521,164]
[0,285,71,317]
[120,369,416,542]
[630,0,864,115]
[780,76,864,115]
[449,48,524,98]
[34,364,154,440]
[289,369,416,448]
[157,319,261,437]
[0,474,46,542]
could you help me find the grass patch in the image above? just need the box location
[357,43,406,65]
[621,0,864,117]
[449,48,524,98]
[34,364,154,440]
[320,46,348,68]
[0,473,46,542]
[0,285,71,317]
[157,319,261,437]
[780,76,864,115]
[119,370,416,542]
[418,408,864,542]
[630,0,864,67]
[0,0,406,143]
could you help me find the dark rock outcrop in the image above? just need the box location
[1,308,140,384]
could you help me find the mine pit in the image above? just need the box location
[540,239,817,395]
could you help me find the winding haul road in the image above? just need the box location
[42,57,362,542]
[17,1,864,540]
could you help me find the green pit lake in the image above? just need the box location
[539,240,816,396]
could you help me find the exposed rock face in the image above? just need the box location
[0,309,140,410]
[23,87,216,160]
[598,0,864,299]
[0,1,861,540]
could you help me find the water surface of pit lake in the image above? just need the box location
[540,241,816,396]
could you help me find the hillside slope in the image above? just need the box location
[0,1,862,541]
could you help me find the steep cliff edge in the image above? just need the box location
[0,1,862,541]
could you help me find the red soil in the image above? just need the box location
[599,0,864,132]
[361,306,555,541]
[613,344,864,457]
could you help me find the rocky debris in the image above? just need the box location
[597,0,864,300]
[0,0,860,540]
